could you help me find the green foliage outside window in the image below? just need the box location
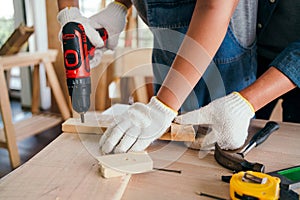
[0,18,14,48]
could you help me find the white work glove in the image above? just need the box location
[99,97,178,154]
[174,92,255,150]
[89,2,127,50]
[57,2,127,67]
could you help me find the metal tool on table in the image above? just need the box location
[214,121,280,172]
[62,22,108,123]
[237,121,280,158]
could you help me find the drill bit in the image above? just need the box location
[80,113,85,123]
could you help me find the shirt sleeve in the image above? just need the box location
[269,40,300,88]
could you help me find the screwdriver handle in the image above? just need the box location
[251,121,280,146]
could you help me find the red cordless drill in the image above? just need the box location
[62,22,108,123]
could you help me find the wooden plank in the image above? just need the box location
[159,123,195,142]
[0,114,62,143]
[92,53,114,111]
[45,0,72,114]
[114,48,152,78]
[43,60,71,120]
[133,76,149,103]
[122,120,300,200]
[99,164,127,179]
[0,49,70,169]
[31,64,40,114]
[15,114,61,141]
[126,149,225,200]
[62,112,195,142]
[0,65,20,168]
[0,24,34,56]
[0,50,57,70]
[0,133,129,200]
[93,65,108,111]
[62,114,111,134]
[97,151,153,178]
[1,120,299,199]
[113,48,153,104]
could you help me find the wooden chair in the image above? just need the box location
[90,52,115,111]
[0,49,71,169]
[113,47,153,104]
[90,48,153,112]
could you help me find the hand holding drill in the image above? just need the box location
[57,2,127,122]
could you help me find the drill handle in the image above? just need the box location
[87,27,108,59]
[96,28,108,47]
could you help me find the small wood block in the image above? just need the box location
[184,126,209,150]
[98,164,125,179]
[62,114,112,134]
[159,123,195,142]
[62,117,195,142]
[62,104,196,142]
[97,151,153,178]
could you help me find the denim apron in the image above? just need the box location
[133,0,257,112]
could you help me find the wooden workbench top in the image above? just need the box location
[0,119,299,199]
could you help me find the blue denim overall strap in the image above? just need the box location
[133,0,257,112]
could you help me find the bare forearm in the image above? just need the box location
[157,0,239,110]
[240,67,296,111]
[57,0,79,10]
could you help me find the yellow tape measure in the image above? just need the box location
[230,171,281,200]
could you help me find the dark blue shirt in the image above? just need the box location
[257,0,300,87]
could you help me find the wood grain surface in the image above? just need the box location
[62,110,196,142]
[0,119,299,199]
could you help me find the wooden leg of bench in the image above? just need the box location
[95,62,115,111]
[43,61,71,120]
[96,66,112,111]
[0,66,20,168]
[31,64,40,114]
[133,77,149,104]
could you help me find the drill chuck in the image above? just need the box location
[67,77,91,114]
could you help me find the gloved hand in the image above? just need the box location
[57,2,127,67]
[174,92,255,150]
[99,97,177,154]
[89,2,127,50]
